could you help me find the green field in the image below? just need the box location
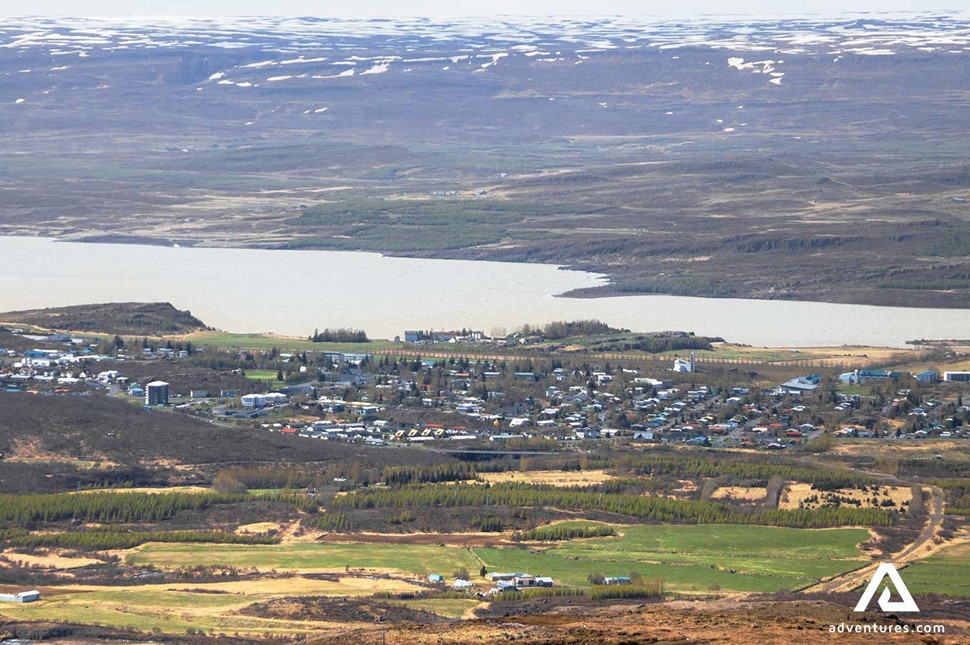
[0,575,473,637]
[243,370,285,382]
[128,523,871,593]
[128,542,482,577]
[183,331,398,353]
[898,542,970,597]
[0,587,322,637]
[0,525,881,638]
[477,523,870,591]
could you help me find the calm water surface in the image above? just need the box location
[0,236,967,347]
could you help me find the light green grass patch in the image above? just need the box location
[242,370,284,382]
[0,590,318,637]
[184,331,398,353]
[128,524,870,594]
[127,542,482,576]
[473,523,870,592]
[899,542,970,597]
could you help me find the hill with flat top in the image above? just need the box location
[0,302,206,336]
[0,392,448,493]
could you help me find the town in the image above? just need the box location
[3,322,969,455]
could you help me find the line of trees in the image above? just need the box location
[382,463,477,487]
[0,492,251,525]
[0,529,277,551]
[621,335,713,353]
[933,479,970,517]
[0,490,319,526]
[309,328,368,343]
[314,513,354,532]
[512,524,617,542]
[330,483,894,528]
[214,467,320,490]
[541,320,624,339]
[615,453,874,490]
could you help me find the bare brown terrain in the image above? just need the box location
[1,16,969,308]
[302,598,969,644]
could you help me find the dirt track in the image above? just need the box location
[806,486,948,594]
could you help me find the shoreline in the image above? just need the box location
[8,232,970,312]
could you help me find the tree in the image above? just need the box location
[349,461,365,484]
[276,369,284,381]
[212,471,247,494]
[479,565,487,578]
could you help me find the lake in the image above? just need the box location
[0,236,967,347]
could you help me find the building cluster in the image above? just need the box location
[0,330,191,398]
[228,354,970,450]
[4,326,970,450]
[400,329,486,344]
[485,572,554,594]
[262,419,388,446]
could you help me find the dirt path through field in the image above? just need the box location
[804,485,947,594]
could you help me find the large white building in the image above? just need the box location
[241,392,289,408]
[145,381,169,406]
[673,352,696,373]
[944,371,970,383]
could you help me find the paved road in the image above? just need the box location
[804,485,945,594]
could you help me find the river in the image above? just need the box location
[0,236,966,347]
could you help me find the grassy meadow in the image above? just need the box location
[126,523,871,594]
[181,330,398,353]
[0,576,421,638]
[127,542,483,577]
[899,542,970,597]
[478,523,871,591]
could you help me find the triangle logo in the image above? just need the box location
[853,563,920,613]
